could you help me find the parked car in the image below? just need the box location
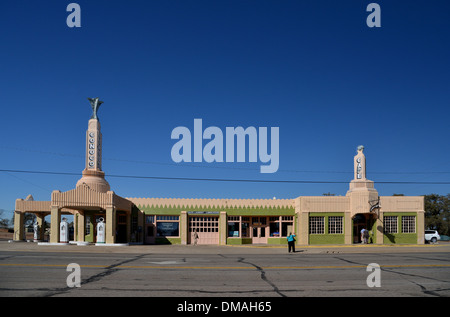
[425,230,440,243]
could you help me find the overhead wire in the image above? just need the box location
[1,146,449,175]
[0,169,448,185]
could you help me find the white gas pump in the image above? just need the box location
[96,217,105,244]
[60,217,69,243]
[33,221,40,242]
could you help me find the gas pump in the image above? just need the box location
[96,217,105,243]
[60,217,69,243]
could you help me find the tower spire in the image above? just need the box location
[347,145,377,194]
[76,97,110,193]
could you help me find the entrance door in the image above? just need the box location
[252,226,268,244]
[353,224,364,243]
[251,217,268,244]
[85,214,103,243]
[145,215,155,244]
[145,224,155,244]
[353,213,375,243]
[116,213,127,243]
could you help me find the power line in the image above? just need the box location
[2,146,449,175]
[0,169,449,185]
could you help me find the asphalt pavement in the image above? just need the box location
[0,241,449,298]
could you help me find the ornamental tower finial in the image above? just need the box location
[87,97,104,120]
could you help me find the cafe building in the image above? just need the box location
[128,145,425,246]
[13,99,425,245]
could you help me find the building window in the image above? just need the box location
[328,216,343,234]
[384,216,398,234]
[157,222,179,237]
[157,215,179,221]
[252,217,267,225]
[268,216,294,237]
[150,215,179,237]
[145,215,155,238]
[402,216,416,233]
[145,215,154,224]
[228,216,240,237]
[131,215,138,230]
[269,217,280,237]
[309,216,324,234]
[85,215,91,235]
[227,216,251,238]
[281,216,294,237]
[241,217,250,237]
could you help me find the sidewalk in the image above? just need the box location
[1,240,449,255]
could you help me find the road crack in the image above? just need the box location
[43,254,146,297]
[237,257,286,297]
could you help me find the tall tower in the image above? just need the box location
[76,98,110,193]
[347,145,376,193]
[346,145,378,215]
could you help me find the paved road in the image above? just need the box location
[0,243,449,297]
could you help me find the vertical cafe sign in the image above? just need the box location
[356,157,362,179]
[88,132,96,169]
[86,120,102,171]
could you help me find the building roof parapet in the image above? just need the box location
[127,197,295,210]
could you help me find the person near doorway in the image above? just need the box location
[193,229,199,246]
[364,228,370,244]
[287,232,296,253]
[361,228,369,244]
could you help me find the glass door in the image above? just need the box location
[252,225,268,244]
[145,215,155,244]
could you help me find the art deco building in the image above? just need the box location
[13,100,424,245]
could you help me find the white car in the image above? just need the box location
[425,230,440,243]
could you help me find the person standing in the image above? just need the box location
[361,228,369,244]
[363,228,370,244]
[287,232,296,253]
[193,229,199,246]
[360,228,366,243]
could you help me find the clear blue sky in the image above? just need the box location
[1,0,449,221]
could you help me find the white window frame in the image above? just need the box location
[328,216,343,234]
[309,216,325,234]
[384,216,398,234]
[402,216,416,233]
